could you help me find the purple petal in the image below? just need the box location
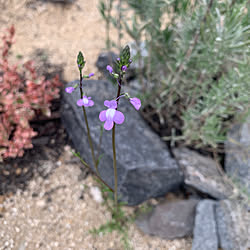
[104,100,117,109]
[88,73,94,78]
[88,97,92,99]
[88,100,94,107]
[114,111,125,124]
[77,99,84,106]
[106,65,113,74]
[130,97,141,110]
[99,110,107,122]
[104,100,111,108]
[109,100,117,109]
[121,65,127,72]
[116,57,120,61]
[65,87,74,93]
[104,120,114,130]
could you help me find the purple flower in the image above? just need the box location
[121,65,127,72]
[106,65,113,74]
[65,87,75,93]
[77,96,94,107]
[130,97,141,110]
[88,73,94,78]
[99,100,125,130]
[116,57,120,61]
[129,59,132,63]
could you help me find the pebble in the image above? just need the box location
[56,161,62,166]
[89,186,103,203]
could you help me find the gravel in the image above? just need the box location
[0,146,192,250]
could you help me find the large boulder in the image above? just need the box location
[61,80,183,205]
[225,116,250,195]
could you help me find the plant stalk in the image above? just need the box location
[79,71,100,176]
[73,151,114,192]
[112,76,122,210]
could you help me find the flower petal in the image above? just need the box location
[109,100,117,109]
[77,99,84,106]
[106,108,116,121]
[104,100,111,108]
[114,111,125,124]
[104,120,114,130]
[88,100,94,107]
[99,110,107,122]
[104,100,117,109]
[106,65,113,74]
[65,87,74,93]
[130,97,141,110]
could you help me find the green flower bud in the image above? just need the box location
[112,73,119,79]
[120,45,131,65]
[77,51,85,70]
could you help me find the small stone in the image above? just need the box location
[192,200,218,250]
[173,147,233,199]
[90,186,103,203]
[15,227,20,233]
[15,168,22,175]
[3,170,10,176]
[136,199,198,239]
[56,161,62,166]
[23,168,28,174]
[36,200,46,207]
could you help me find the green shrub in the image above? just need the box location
[101,0,250,150]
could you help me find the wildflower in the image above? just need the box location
[121,65,127,72]
[88,73,94,78]
[116,57,120,61]
[99,100,125,130]
[106,65,113,74]
[77,96,94,107]
[65,87,75,94]
[129,97,141,110]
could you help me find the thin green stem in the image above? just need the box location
[112,76,122,210]
[72,151,114,193]
[79,70,100,176]
[112,124,118,208]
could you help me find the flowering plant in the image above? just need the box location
[0,26,62,161]
[65,45,141,210]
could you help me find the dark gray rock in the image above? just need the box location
[61,80,183,205]
[216,199,250,250]
[173,147,234,199]
[136,199,198,239]
[192,199,218,250]
[95,52,118,78]
[225,116,250,194]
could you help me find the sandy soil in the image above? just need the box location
[0,1,192,249]
[0,146,192,250]
[0,0,120,82]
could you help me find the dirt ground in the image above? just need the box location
[0,1,192,249]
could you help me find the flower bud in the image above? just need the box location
[77,51,85,70]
